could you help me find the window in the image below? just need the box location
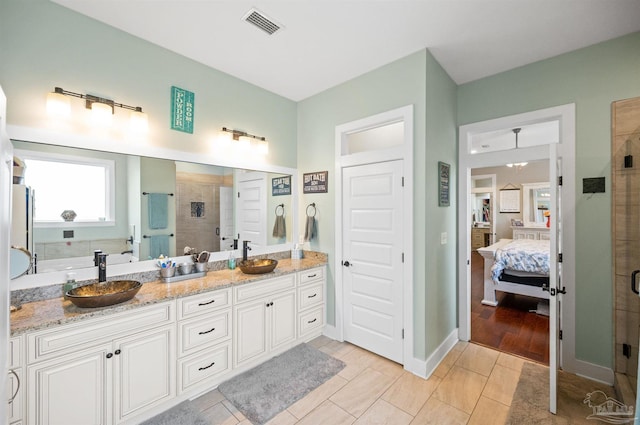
[16,149,115,226]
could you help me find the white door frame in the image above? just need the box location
[458,103,588,379]
[332,105,421,375]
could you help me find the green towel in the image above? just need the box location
[150,235,170,259]
[148,193,168,229]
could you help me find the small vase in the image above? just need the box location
[546,216,550,228]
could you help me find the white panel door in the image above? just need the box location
[342,160,404,363]
[219,186,234,250]
[236,172,267,248]
[548,144,561,414]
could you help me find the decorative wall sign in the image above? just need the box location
[272,175,291,196]
[499,188,521,213]
[303,171,328,194]
[170,86,194,134]
[438,161,450,206]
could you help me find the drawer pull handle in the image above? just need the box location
[8,369,19,405]
[307,274,317,278]
[198,299,216,306]
[199,327,216,335]
[307,293,317,298]
[307,318,317,324]
[198,362,216,371]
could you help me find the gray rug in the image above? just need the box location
[140,401,208,425]
[218,343,345,424]
[507,362,617,424]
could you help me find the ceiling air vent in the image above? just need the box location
[243,8,282,35]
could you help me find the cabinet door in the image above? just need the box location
[234,299,268,367]
[114,326,175,423]
[270,291,297,351]
[28,343,112,425]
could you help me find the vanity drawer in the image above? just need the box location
[178,342,231,394]
[27,302,174,364]
[298,283,324,311]
[298,267,324,286]
[234,274,296,303]
[298,306,324,337]
[178,288,231,320]
[178,309,231,356]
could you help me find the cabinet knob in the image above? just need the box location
[270,301,274,306]
[106,353,113,359]
[114,349,121,355]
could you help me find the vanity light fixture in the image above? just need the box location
[46,87,148,132]
[219,127,269,155]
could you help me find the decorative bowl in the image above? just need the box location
[60,209,77,222]
[66,280,142,308]
[238,258,278,274]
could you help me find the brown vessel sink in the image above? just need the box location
[238,259,278,274]
[66,280,142,308]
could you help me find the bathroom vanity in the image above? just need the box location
[9,257,326,425]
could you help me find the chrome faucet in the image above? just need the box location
[97,253,108,282]
[242,241,252,262]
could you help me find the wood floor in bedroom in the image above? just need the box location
[470,251,550,364]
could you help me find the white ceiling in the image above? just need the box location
[52,0,640,101]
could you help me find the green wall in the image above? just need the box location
[458,32,640,368]
[0,0,297,169]
[298,50,458,361]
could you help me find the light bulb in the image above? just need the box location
[46,90,70,117]
[91,102,113,127]
[129,109,148,134]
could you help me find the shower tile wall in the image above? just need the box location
[612,96,640,395]
[176,171,231,255]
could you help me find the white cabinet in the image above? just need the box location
[8,336,24,425]
[177,289,232,394]
[233,275,297,368]
[297,267,325,340]
[26,303,175,425]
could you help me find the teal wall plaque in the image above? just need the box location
[170,86,194,133]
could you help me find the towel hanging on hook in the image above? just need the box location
[304,203,317,242]
[272,204,286,238]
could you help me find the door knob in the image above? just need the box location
[342,261,352,267]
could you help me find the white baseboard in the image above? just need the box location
[322,324,341,341]
[423,329,459,379]
[571,359,614,385]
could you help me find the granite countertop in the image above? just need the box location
[10,257,327,336]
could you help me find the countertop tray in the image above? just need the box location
[161,271,206,284]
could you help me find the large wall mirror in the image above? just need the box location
[11,139,296,277]
[521,182,550,226]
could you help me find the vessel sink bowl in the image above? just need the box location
[66,280,142,308]
[238,259,278,274]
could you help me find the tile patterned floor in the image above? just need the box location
[187,337,607,425]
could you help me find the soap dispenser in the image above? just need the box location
[228,250,236,270]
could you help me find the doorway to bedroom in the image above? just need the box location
[470,160,551,364]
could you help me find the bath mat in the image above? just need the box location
[140,401,208,425]
[507,362,617,424]
[218,343,345,424]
